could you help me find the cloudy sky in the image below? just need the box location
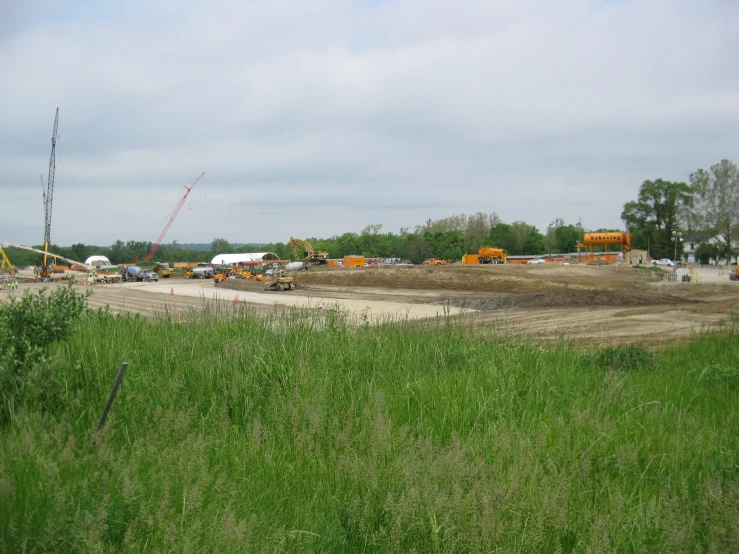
[2,0,738,247]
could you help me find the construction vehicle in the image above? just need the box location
[185,264,213,279]
[290,237,329,265]
[40,108,59,279]
[263,269,295,291]
[87,271,122,284]
[0,242,107,283]
[153,262,173,278]
[0,247,17,275]
[730,266,738,281]
[213,266,230,283]
[478,246,508,264]
[144,173,204,263]
[424,258,449,266]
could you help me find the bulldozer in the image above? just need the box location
[290,237,329,265]
[263,269,295,291]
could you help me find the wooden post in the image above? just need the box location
[95,362,128,435]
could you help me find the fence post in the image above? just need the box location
[94,362,128,437]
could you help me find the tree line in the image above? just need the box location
[5,213,608,267]
[13,155,734,270]
[621,158,739,263]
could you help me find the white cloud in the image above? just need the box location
[1,0,738,245]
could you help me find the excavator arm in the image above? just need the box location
[289,237,329,264]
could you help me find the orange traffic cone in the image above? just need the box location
[170,288,174,296]
[234,295,240,305]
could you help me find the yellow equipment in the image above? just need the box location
[478,246,507,264]
[576,232,631,264]
[0,246,16,273]
[343,255,365,268]
[263,269,295,291]
[730,266,738,281]
[152,262,174,278]
[424,258,449,265]
[290,237,329,265]
[213,266,230,283]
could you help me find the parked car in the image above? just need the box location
[528,258,546,264]
[140,269,159,282]
[651,259,674,267]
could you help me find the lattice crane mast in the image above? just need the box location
[42,108,59,270]
[144,172,205,262]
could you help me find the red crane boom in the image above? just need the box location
[144,172,204,262]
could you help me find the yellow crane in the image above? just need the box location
[289,237,329,265]
[1,246,16,274]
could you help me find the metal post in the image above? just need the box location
[95,362,128,435]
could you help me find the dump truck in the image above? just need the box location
[478,246,508,264]
[264,269,295,291]
[87,270,123,284]
[153,262,173,278]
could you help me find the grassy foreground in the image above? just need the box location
[1,301,738,552]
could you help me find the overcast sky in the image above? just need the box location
[2,0,738,247]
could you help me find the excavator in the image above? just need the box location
[290,237,329,265]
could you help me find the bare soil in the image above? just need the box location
[5,265,737,347]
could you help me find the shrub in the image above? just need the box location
[0,284,90,422]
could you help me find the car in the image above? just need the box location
[140,269,159,282]
[651,259,674,267]
[528,258,546,264]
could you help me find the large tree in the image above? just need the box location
[621,179,692,260]
[690,159,739,263]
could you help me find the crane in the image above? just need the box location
[144,172,204,262]
[289,236,329,265]
[1,242,87,270]
[0,246,16,274]
[42,108,59,274]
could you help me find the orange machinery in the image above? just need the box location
[576,232,630,263]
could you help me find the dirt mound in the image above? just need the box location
[444,290,698,310]
[296,265,657,293]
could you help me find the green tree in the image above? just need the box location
[210,238,232,255]
[399,239,434,263]
[690,159,739,263]
[621,179,692,260]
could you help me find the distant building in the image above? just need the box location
[84,255,112,267]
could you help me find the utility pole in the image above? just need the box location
[547,221,555,262]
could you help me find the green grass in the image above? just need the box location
[1,303,738,552]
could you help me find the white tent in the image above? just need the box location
[84,255,112,267]
[210,252,280,265]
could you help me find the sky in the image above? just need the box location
[1,0,738,247]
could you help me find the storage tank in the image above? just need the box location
[285,261,308,272]
[583,232,630,247]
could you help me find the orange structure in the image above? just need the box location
[576,232,630,263]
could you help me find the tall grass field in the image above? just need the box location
[1,287,738,552]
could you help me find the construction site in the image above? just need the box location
[2,109,737,348]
